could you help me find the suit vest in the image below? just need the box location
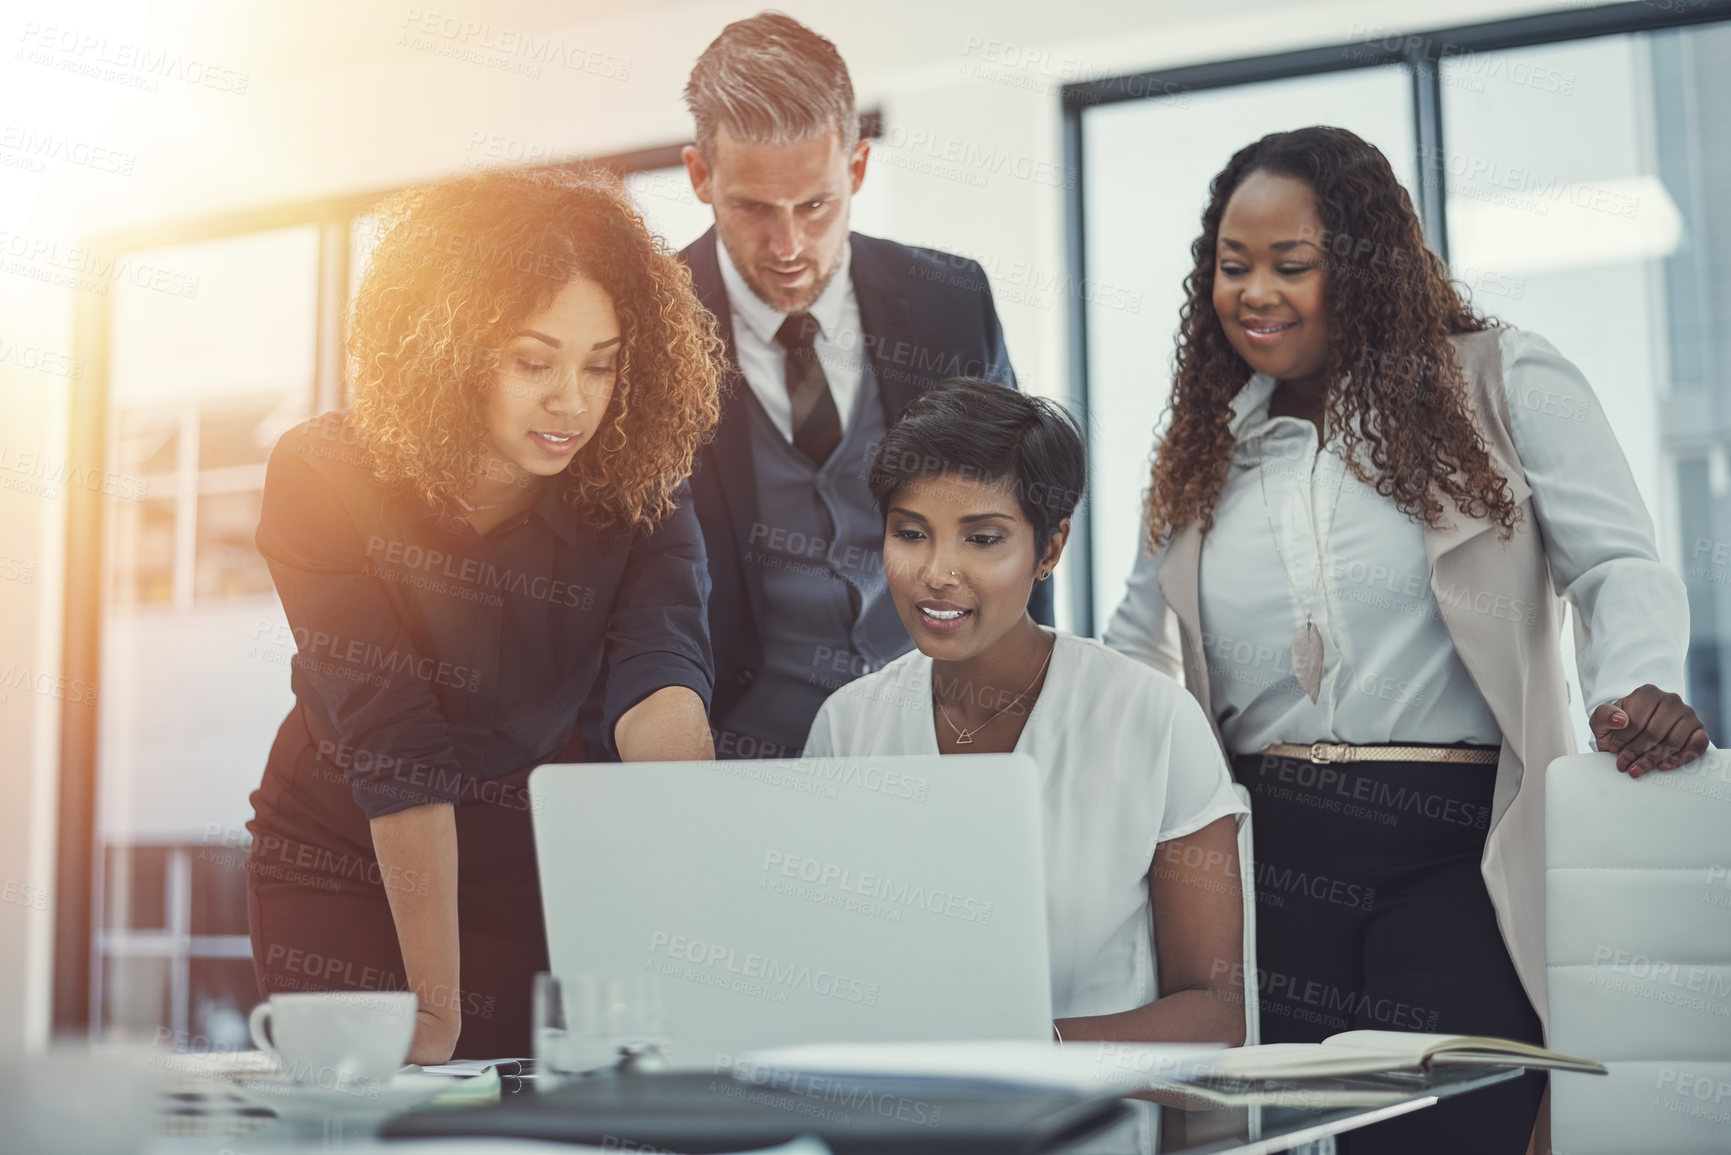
[718,360,909,754]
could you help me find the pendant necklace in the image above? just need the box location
[937,630,1055,746]
[458,476,546,516]
[1257,440,1348,704]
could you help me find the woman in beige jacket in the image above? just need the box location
[1104,126,1704,1155]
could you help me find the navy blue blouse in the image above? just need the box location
[254,412,713,821]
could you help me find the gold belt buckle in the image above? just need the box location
[1309,742,1350,764]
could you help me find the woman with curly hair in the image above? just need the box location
[245,167,723,1062]
[1105,126,1702,1153]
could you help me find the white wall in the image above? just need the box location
[0,0,1580,1051]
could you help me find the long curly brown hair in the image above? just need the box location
[1146,126,1519,548]
[348,166,722,534]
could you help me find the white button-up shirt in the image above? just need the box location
[716,235,868,442]
[1104,326,1690,754]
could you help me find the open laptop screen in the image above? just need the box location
[530,754,1053,1069]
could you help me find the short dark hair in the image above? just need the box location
[868,378,1086,556]
[684,11,857,162]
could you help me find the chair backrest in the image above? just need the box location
[1233,783,1259,1049]
[1545,751,1731,1155]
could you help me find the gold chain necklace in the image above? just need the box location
[936,631,1055,746]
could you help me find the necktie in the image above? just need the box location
[773,311,842,466]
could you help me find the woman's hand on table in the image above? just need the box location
[407,1004,461,1066]
[1589,684,1708,778]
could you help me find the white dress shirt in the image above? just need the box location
[803,630,1247,1019]
[1103,326,1691,755]
[716,236,869,441]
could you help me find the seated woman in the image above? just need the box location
[246,167,723,1063]
[804,378,1247,1043]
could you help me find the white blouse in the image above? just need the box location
[1103,326,1691,755]
[803,630,1247,1019]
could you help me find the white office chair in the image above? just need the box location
[1546,750,1731,1155]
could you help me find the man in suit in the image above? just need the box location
[679,11,1044,758]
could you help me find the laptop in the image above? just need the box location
[529,754,1053,1069]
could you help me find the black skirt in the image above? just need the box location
[245,707,550,1059]
[1231,747,1545,1155]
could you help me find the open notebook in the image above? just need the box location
[1201,1032,1606,1081]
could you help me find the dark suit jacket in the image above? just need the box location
[680,227,1052,724]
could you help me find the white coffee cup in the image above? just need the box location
[247,992,418,1086]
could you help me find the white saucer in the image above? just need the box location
[229,1070,453,1121]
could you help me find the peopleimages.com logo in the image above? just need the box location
[759,850,994,924]
[646,931,880,1007]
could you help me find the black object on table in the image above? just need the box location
[380,1069,1129,1154]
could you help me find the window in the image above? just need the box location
[1440,27,1728,739]
[95,225,320,1044]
